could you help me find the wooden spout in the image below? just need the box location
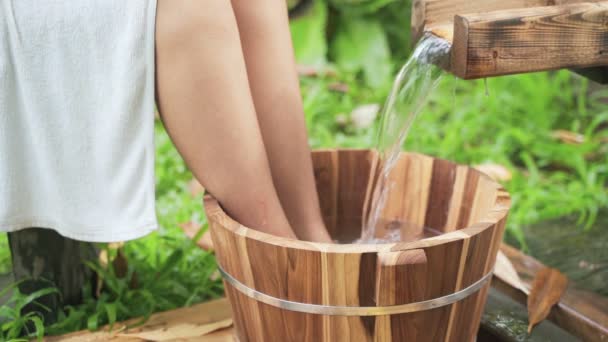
[414,1,608,80]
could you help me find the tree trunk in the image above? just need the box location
[8,228,97,325]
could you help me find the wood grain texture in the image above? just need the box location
[411,0,603,42]
[494,243,608,341]
[204,149,510,342]
[527,268,569,334]
[451,1,608,78]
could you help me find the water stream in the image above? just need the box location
[359,34,451,243]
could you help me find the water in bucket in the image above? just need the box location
[358,34,451,244]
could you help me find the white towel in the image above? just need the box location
[0,0,158,242]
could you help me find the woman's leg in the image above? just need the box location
[230,0,332,242]
[155,0,295,239]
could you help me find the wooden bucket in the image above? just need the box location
[204,149,510,342]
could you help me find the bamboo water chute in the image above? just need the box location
[412,0,608,81]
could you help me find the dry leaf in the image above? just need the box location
[474,163,512,182]
[210,269,221,281]
[350,104,379,129]
[98,242,125,268]
[328,82,349,93]
[527,267,568,334]
[97,242,127,297]
[179,221,214,251]
[551,130,584,144]
[118,318,233,341]
[111,249,139,289]
[296,64,320,77]
[335,113,348,128]
[197,230,214,252]
[112,249,128,278]
[296,64,337,78]
[578,260,600,271]
[202,327,237,342]
[98,250,109,269]
[95,278,103,299]
[188,178,205,197]
[493,251,528,294]
[52,331,120,342]
[129,269,140,289]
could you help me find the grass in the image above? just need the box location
[0,234,9,275]
[1,7,608,340]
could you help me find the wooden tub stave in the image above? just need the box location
[204,149,510,342]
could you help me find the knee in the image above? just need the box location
[156,0,238,50]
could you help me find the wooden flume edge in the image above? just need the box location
[494,243,608,342]
[411,0,604,42]
[414,1,608,80]
[452,2,608,79]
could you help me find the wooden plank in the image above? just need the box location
[494,243,608,342]
[427,23,608,84]
[46,298,234,341]
[480,287,581,341]
[451,2,608,79]
[411,0,603,41]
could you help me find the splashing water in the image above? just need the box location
[359,34,451,243]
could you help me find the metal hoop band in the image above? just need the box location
[218,266,493,316]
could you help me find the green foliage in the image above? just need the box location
[377,0,413,60]
[290,0,328,66]
[298,68,608,245]
[293,0,608,240]
[0,234,9,275]
[292,0,413,85]
[328,0,398,15]
[412,73,608,241]
[0,285,58,341]
[330,17,393,88]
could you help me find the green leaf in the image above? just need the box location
[2,319,15,334]
[27,316,45,341]
[329,0,397,15]
[87,313,99,331]
[0,282,17,300]
[84,260,109,279]
[105,302,117,331]
[330,17,392,88]
[290,0,328,66]
[7,317,23,339]
[15,287,59,312]
[156,249,184,280]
